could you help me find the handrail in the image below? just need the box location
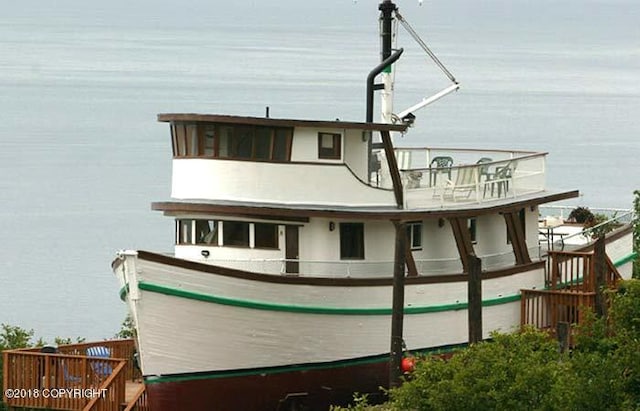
[122,384,148,411]
[82,360,127,411]
[547,250,623,292]
[554,211,634,246]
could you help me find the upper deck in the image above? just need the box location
[158,114,571,212]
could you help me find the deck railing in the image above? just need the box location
[122,384,149,411]
[18,339,140,382]
[3,339,140,411]
[2,350,125,410]
[522,248,623,333]
[547,250,622,290]
[174,247,540,278]
[83,360,126,411]
[370,147,547,207]
[520,289,596,332]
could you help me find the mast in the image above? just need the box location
[378,0,398,124]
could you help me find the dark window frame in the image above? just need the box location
[171,122,293,162]
[407,221,422,250]
[222,221,251,248]
[254,223,279,249]
[318,132,342,160]
[340,222,365,260]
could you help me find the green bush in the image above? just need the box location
[335,279,640,411]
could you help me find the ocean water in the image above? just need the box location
[0,0,638,340]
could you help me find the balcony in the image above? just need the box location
[373,147,548,209]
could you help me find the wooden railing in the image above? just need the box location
[82,361,126,411]
[122,385,149,411]
[523,246,623,333]
[2,350,125,410]
[521,289,596,332]
[19,339,140,382]
[547,251,622,291]
[2,339,141,411]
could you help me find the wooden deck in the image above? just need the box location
[2,339,148,411]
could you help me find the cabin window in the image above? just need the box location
[234,126,254,158]
[254,223,279,249]
[187,124,199,156]
[176,219,193,244]
[468,218,477,244]
[223,221,250,247]
[407,222,422,250]
[273,129,290,161]
[340,223,364,259]
[195,220,218,245]
[318,132,341,160]
[203,125,216,156]
[174,124,188,157]
[171,122,292,161]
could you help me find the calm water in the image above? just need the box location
[0,0,639,340]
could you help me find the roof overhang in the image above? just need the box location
[157,113,409,133]
[152,189,580,221]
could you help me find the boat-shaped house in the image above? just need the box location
[109,1,634,410]
[111,111,633,410]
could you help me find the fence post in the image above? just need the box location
[468,255,483,344]
[557,321,570,353]
[389,220,407,389]
[594,236,607,317]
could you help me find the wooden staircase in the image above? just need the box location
[521,239,623,336]
[3,339,148,411]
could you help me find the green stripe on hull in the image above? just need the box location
[119,251,637,314]
[613,251,638,267]
[136,281,521,315]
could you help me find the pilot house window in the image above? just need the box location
[171,122,292,161]
[318,132,341,160]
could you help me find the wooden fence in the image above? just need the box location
[2,339,141,411]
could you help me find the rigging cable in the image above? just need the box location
[394,10,457,84]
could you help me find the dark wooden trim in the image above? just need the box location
[317,132,342,160]
[380,130,403,208]
[151,190,579,221]
[405,247,419,277]
[158,113,408,132]
[448,217,475,272]
[467,255,483,344]
[135,250,547,287]
[390,220,407,388]
[503,210,531,265]
[153,206,310,224]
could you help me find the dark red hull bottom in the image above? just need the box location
[146,360,390,411]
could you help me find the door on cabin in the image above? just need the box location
[285,225,299,274]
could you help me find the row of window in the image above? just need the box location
[171,123,293,161]
[177,219,279,249]
[175,216,523,258]
[170,122,343,162]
